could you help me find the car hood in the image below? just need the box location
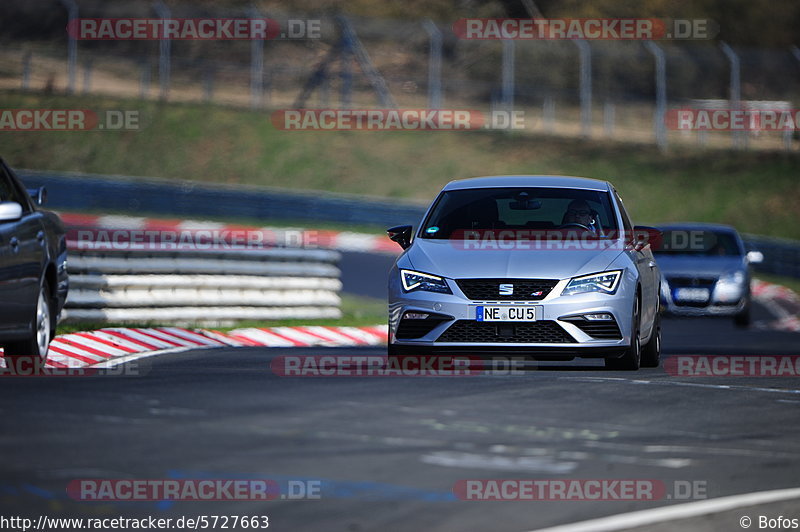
[406,239,623,280]
[654,254,744,277]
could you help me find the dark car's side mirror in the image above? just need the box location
[631,226,663,252]
[27,186,47,206]
[387,225,413,250]
[0,201,23,222]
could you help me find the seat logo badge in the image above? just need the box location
[499,284,514,295]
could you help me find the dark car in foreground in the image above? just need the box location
[0,158,68,368]
[654,223,762,327]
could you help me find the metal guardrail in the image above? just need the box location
[19,171,800,280]
[744,234,800,279]
[19,170,428,228]
[62,245,343,325]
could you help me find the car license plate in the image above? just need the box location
[673,287,710,302]
[476,305,538,322]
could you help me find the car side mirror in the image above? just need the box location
[0,202,23,222]
[27,186,47,206]
[387,225,413,250]
[746,250,764,264]
[631,226,663,252]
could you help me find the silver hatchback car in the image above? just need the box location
[386,176,662,370]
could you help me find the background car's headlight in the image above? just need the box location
[400,269,452,294]
[717,270,746,286]
[713,270,746,303]
[561,270,622,296]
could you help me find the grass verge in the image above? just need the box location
[3,90,800,239]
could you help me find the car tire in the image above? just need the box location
[3,281,53,373]
[734,304,751,328]
[640,311,661,368]
[605,295,641,371]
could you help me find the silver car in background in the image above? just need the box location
[386,176,662,370]
[654,223,762,327]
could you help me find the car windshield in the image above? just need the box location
[655,229,742,256]
[419,187,618,239]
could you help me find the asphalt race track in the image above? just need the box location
[1,251,799,531]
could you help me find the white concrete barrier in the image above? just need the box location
[63,247,343,324]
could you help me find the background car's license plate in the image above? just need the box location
[673,287,710,302]
[476,305,538,322]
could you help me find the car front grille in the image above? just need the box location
[667,276,717,288]
[455,279,559,301]
[437,320,575,343]
[667,276,716,307]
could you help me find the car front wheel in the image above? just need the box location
[3,282,53,373]
[640,311,661,368]
[605,295,641,371]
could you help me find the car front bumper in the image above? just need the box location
[660,279,748,317]
[389,275,636,358]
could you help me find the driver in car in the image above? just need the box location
[562,199,604,235]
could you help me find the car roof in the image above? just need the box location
[656,222,740,234]
[442,175,611,192]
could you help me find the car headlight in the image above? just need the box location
[561,270,622,296]
[717,270,746,286]
[713,270,746,303]
[400,269,452,294]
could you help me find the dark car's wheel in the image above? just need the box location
[605,295,641,371]
[3,282,52,373]
[640,311,661,368]
[734,302,751,328]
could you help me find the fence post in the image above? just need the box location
[21,52,32,90]
[82,59,92,94]
[203,67,214,102]
[543,96,555,133]
[574,40,592,138]
[153,1,171,101]
[603,102,615,138]
[59,0,78,94]
[790,45,800,151]
[139,59,150,98]
[720,41,743,149]
[422,19,443,109]
[644,41,667,152]
[501,39,515,112]
[340,25,353,108]
[250,6,265,109]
